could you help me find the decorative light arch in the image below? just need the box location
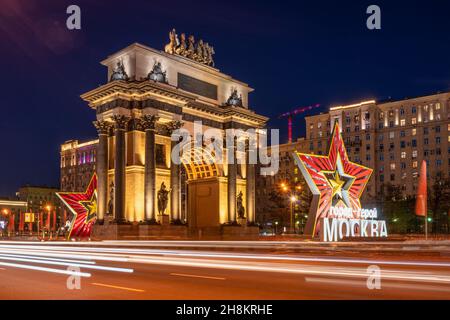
[180,143,221,181]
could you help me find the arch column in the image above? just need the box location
[93,120,112,224]
[166,120,184,223]
[112,115,129,224]
[246,136,256,224]
[227,137,237,223]
[142,115,159,223]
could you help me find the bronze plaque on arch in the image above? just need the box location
[177,73,217,100]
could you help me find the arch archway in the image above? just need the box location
[178,143,224,227]
[179,143,221,181]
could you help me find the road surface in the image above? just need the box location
[0,241,450,299]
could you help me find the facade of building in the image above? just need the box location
[60,139,98,192]
[257,92,450,223]
[63,32,268,235]
[16,186,61,214]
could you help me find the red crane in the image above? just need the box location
[278,104,321,143]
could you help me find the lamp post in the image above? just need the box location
[290,196,297,234]
[2,209,8,237]
[279,182,302,234]
[45,205,52,240]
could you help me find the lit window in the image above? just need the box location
[389,132,395,139]
[436,103,441,110]
[412,161,418,168]
[390,163,396,170]
[412,150,418,158]
[412,118,417,125]
[412,128,417,136]
[400,119,406,126]
[401,152,406,159]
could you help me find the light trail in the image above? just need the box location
[0,255,134,273]
[1,243,450,286]
[0,261,91,277]
[1,244,450,268]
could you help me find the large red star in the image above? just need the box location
[56,174,97,239]
[293,123,373,236]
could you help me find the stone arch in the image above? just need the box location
[179,143,221,181]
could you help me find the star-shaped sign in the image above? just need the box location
[56,174,98,239]
[293,123,373,236]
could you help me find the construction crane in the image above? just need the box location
[278,104,321,143]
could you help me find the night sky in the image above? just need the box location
[1,0,450,196]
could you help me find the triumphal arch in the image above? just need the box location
[80,30,268,239]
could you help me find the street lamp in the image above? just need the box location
[45,204,52,239]
[290,196,297,234]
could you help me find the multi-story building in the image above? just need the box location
[60,139,98,192]
[257,91,450,223]
[16,186,62,214]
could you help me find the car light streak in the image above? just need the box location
[0,255,133,273]
[0,261,91,277]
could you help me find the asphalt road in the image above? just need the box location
[1,241,450,300]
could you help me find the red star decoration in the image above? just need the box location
[293,123,373,236]
[56,174,97,239]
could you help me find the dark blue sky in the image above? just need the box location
[1,0,450,196]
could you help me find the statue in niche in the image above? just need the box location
[237,191,246,219]
[110,59,128,81]
[107,182,114,217]
[148,60,167,83]
[226,88,243,107]
[157,182,170,215]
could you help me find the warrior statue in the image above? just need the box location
[110,59,128,81]
[226,88,243,107]
[148,60,167,83]
[107,182,114,217]
[237,191,246,219]
[157,182,170,215]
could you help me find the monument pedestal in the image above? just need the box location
[158,215,170,225]
[237,217,247,226]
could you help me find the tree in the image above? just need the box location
[429,174,450,234]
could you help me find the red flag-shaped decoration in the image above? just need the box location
[19,212,24,232]
[46,211,51,230]
[415,160,427,217]
[8,214,15,232]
